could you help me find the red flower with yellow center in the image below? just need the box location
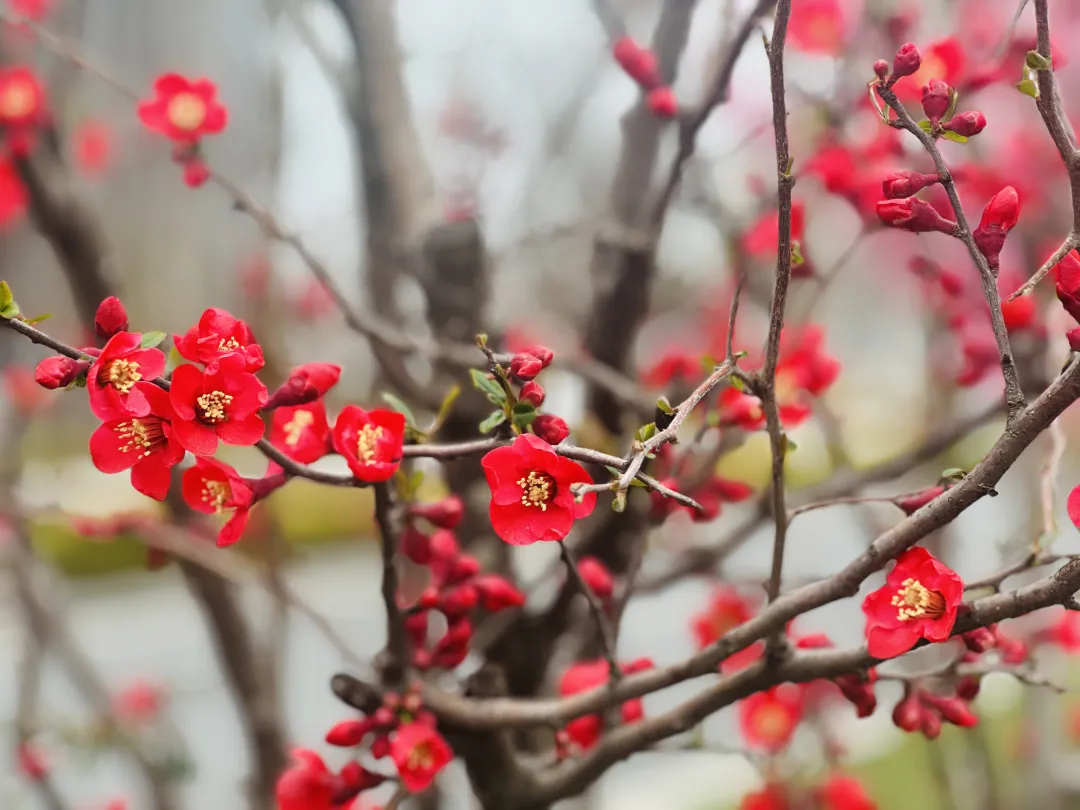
[389,722,453,794]
[169,354,267,455]
[331,406,406,482]
[788,0,845,56]
[481,433,596,545]
[173,307,264,373]
[738,685,805,753]
[87,332,167,421]
[137,74,228,144]
[862,546,963,659]
[268,400,331,464]
[89,384,185,500]
[181,457,253,547]
[0,66,45,127]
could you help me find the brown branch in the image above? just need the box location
[559,540,620,679]
[374,482,407,683]
[1009,234,1078,301]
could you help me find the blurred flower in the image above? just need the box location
[390,722,452,793]
[818,773,877,810]
[0,65,48,153]
[16,741,48,781]
[113,680,167,725]
[612,37,660,89]
[739,784,790,810]
[0,155,27,228]
[8,0,53,19]
[739,684,804,752]
[4,364,50,415]
[73,120,112,175]
[789,0,845,55]
[275,748,337,810]
[691,586,763,673]
[893,38,966,101]
[138,74,227,145]
[558,658,653,750]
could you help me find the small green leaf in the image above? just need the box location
[785,436,798,452]
[700,354,717,372]
[791,240,804,267]
[655,396,674,415]
[604,466,622,477]
[511,401,537,430]
[409,469,424,494]
[380,392,419,430]
[1026,50,1052,71]
[0,281,12,311]
[916,119,933,133]
[470,368,505,402]
[635,422,657,443]
[940,130,969,144]
[26,312,52,325]
[1016,78,1039,99]
[627,477,646,488]
[393,469,412,501]
[941,467,966,480]
[611,491,627,513]
[479,410,507,434]
[431,384,461,431]
[166,345,184,373]
[140,331,167,350]
[730,375,747,392]
[475,333,489,349]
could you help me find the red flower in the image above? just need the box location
[16,741,48,781]
[558,658,653,750]
[73,120,112,175]
[275,749,337,810]
[180,457,253,546]
[113,680,166,724]
[87,332,167,421]
[268,400,330,464]
[331,406,406,482]
[943,111,986,138]
[818,773,877,810]
[3,364,49,415]
[1050,607,1080,653]
[804,144,860,196]
[137,74,227,144]
[390,722,452,794]
[743,201,807,275]
[576,556,614,601]
[0,155,27,228]
[641,348,701,389]
[9,0,53,19]
[174,307,264,373]
[170,355,267,455]
[409,495,464,530]
[0,65,48,148]
[646,86,678,118]
[90,384,185,500]
[34,355,85,390]
[692,586,763,672]
[921,79,951,125]
[611,37,661,89]
[862,547,963,659]
[739,684,804,752]
[94,296,129,339]
[788,0,845,55]
[882,170,938,199]
[717,386,765,430]
[739,784,790,810]
[480,433,596,545]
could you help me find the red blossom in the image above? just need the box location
[409,495,464,530]
[1050,607,1080,653]
[87,332,167,421]
[169,355,267,455]
[113,680,166,724]
[641,348,701,389]
[3,364,50,415]
[9,0,53,19]
[646,86,678,118]
[0,155,27,228]
[472,575,526,611]
[818,773,878,810]
[576,556,614,602]
[331,406,406,482]
[717,386,765,430]
[390,722,452,793]
[34,355,86,390]
[876,197,957,234]
[743,201,810,276]
[518,380,545,407]
[137,74,228,144]
[90,383,185,500]
[268,400,331,464]
[788,0,845,55]
[882,170,939,199]
[943,111,986,138]
[893,38,965,100]
[16,741,48,781]
[173,307,264,373]
[739,684,804,752]
[920,79,951,124]
[558,658,653,750]
[611,37,661,90]
[691,586,764,673]
[0,65,48,151]
[890,42,922,82]
[862,547,963,659]
[1056,251,1080,324]
[180,457,254,546]
[275,749,337,810]
[480,433,596,545]
[94,296,129,339]
[266,363,341,409]
[973,186,1020,267]
[739,784,790,810]
[532,413,570,445]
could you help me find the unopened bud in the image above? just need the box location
[647,86,678,119]
[882,170,939,199]
[873,59,890,80]
[401,525,432,565]
[577,556,615,602]
[612,36,661,89]
[265,362,341,409]
[519,380,546,407]
[520,344,554,367]
[473,575,526,611]
[509,353,543,381]
[892,691,923,733]
[409,495,464,530]
[532,413,570,444]
[921,79,951,124]
[956,675,982,702]
[962,626,996,653]
[942,111,986,137]
[877,197,958,234]
[94,296,129,339]
[893,485,946,514]
[34,355,84,389]
[890,42,922,83]
[974,186,1020,268]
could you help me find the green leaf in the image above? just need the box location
[1016,78,1039,99]
[470,368,505,402]
[140,331,167,350]
[655,397,674,415]
[511,401,537,430]
[700,354,717,372]
[409,469,424,494]
[940,130,969,144]
[393,469,412,501]
[941,467,966,480]
[730,374,747,392]
[791,240,804,267]
[1026,50,1052,71]
[432,384,461,431]
[26,312,52,325]
[0,281,12,312]
[604,466,622,477]
[166,345,184,373]
[628,477,646,488]
[916,119,933,133]
[635,422,657,443]
[785,436,798,453]
[381,392,419,430]
[479,410,507,434]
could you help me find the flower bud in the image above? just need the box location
[924,694,978,728]
[34,355,83,389]
[577,556,614,601]
[962,626,995,653]
[877,198,958,234]
[942,111,986,137]
[921,79,951,124]
[409,495,464,530]
[182,158,210,188]
[473,574,526,611]
[873,59,890,80]
[438,584,478,618]
[1056,251,1080,322]
[265,363,341,409]
[994,626,1028,664]
[372,706,396,727]
[509,353,543,381]
[404,610,429,646]
[532,413,570,444]
[956,675,981,702]
[974,186,1020,267]
[339,760,385,792]
[611,37,661,89]
[892,485,945,514]
[882,170,939,199]
[891,42,922,82]
[519,380,545,407]
[326,718,375,747]
[920,708,942,739]
[892,692,923,733]
[16,742,48,781]
[448,553,481,584]
[1068,327,1080,352]
[401,525,432,565]
[370,734,391,759]
[428,529,460,563]
[521,344,554,367]
[94,296,128,338]
[647,86,678,119]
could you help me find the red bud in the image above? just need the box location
[892,691,923,733]
[326,718,375,747]
[265,363,341,409]
[532,413,570,445]
[920,708,942,739]
[612,37,661,89]
[576,556,614,601]
[873,59,890,80]
[956,675,981,702]
[437,584,478,618]
[509,353,543,381]
[974,187,1020,268]
[447,553,481,583]
[962,626,996,653]
[519,380,546,407]
[877,198,957,234]
[520,344,554,367]
[942,111,986,137]
[409,495,464,530]
[893,485,945,514]
[401,525,433,564]
[891,42,922,82]
[647,86,678,118]
[921,79,951,124]
[1068,327,1080,352]
[94,296,129,339]
[473,575,526,611]
[428,529,460,562]
[34,355,85,389]
[882,171,939,199]
[923,694,978,728]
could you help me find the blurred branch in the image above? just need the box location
[559,540,621,678]
[374,482,407,683]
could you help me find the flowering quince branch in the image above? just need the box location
[558,540,621,680]
[374,482,407,682]
[1009,235,1078,302]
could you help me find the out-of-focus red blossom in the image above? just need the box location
[1056,251,1080,324]
[893,38,965,100]
[576,556,614,602]
[481,433,595,544]
[0,155,27,228]
[882,170,938,199]
[876,197,957,234]
[646,86,678,118]
[94,296,129,339]
[973,186,1020,267]
[738,684,804,752]
[390,722,452,793]
[739,783,790,810]
[943,111,986,138]
[889,42,922,83]
[818,773,878,810]
[275,748,337,810]
[641,348,701,389]
[73,120,112,175]
[1050,606,1080,653]
[137,74,227,144]
[686,475,755,523]
[90,384,185,501]
[862,547,963,659]
[181,158,210,188]
[717,385,765,430]
[993,625,1028,664]
[113,680,166,724]
[920,79,951,124]
[238,250,272,300]
[16,741,48,780]
[692,586,764,673]
[297,278,337,323]
[181,457,253,546]
[169,355,267,455]
[4,364,50,415]
[409,495,464,530]
[34,354,85,390]
[174,307,264,373]
[268,400,331,464]
[472,574,526,611]
[518,380,545,407]
[331,406,406,482]
[0,65,48,152]
[893,485,946,515]
[9,0,52,19]
[532,413,570,445]
[743,200,811,277]
[266,362,341,409]
[87,332,167,421]
[611,36,661,89]
[558,658,653,750]
[788,0,844,55]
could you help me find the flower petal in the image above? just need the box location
[218,412,265,446]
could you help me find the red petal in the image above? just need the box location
[1068,485,1080,529]
[169,364,203,419]
[130,455,174,500]
[217,509,250,547]
[153,73,190,95]
[218,412,265,446]
[866,625,918,659]
[89,422,138,473]
[173,417,218,455]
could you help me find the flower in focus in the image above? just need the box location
[268,400,331,464]
[137,74,227,144]
[87,332,166,421]
[973,186,1020,267]
[169,355,268,455]
[181,457,254,546]
[739,684,805,752]
[331,406,406,482]
[876,197,957,234]
[174,307,264,373]
[558,658,653,750]
[862,547,963,659]
[481,433,596,545]
[94,296,129,339]
[390,722,453,794]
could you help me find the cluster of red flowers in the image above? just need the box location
[741,772,877,810]
[556,656,654,753]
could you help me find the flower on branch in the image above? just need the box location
[170,354,268,455]
[558,657,653,750]
[972,186,1020,268]
[268,400,331,465]
[331,406,406,482]
[87,332,166,421]
[738,684,805,753]
[94,296,129,339]
[138,74,227,145]
[266,363,341,410]
[390,721,453,793]
[876,197,958,234]
[181,457,254,546]
[0,65,48,154]
[174,307,264,373]
[789,0,845,56]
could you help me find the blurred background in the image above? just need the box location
[5,0,1080,808]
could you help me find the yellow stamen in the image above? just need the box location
[202,479,230,512]
[166,92,207,131]
[218,336,241,352]
[0,80,35,119]
[517,470,555,511]
[357,424,385,463]
[283,410,314,447]
[891,578,946,621]
[753,704,792,742]
[407,743,434,771]
[115,418,163,458]
[105,359,142,395]
[196,390,233,423]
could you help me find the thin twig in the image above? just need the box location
[374,482,407,683]
[1008,233,1078,301]
[787,495,900,521]
[559,540,621,680]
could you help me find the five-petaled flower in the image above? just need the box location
[89,383,185,500]
[331,406,406,482]
[181,457,254,546]
[174,307,264,373]
[558,657,654,750]
[137,74,227,145]
[390,722,453,794]
[87,332,166,421]
[862,546,963,659]
[480,432,596,545]
[268,400,331,464]
[169,354,267,455]
[0,65,48,153]
[738,684,805,752]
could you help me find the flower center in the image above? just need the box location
[201,479,231,512]
[0,80,35,120]
[753,704,793,743]
[196,390,233,424]
[114,417,165,457]
[103,359,142,395]
[283,409,314,447]
[218,336,241,352]
[166,93,207,131]
[407,742,434,771]
[891,578,946,621]
[517,470,555,510]
[357,424,385,463]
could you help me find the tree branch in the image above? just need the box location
[374,482,407,683]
